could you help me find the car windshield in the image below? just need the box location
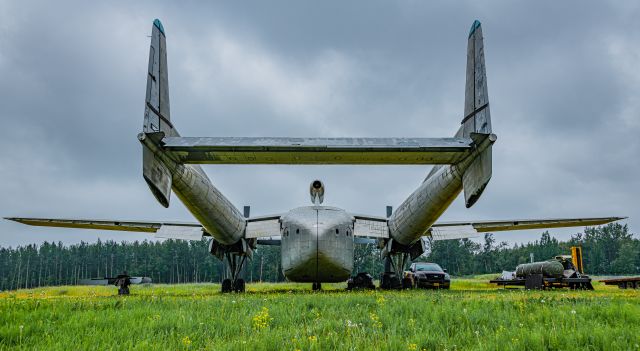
[415,263,442,272]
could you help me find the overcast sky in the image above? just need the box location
[0,1,638,248]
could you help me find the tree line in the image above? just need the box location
[0,223,636,290]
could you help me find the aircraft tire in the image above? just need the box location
[221,279,232,293]
[233,279,246,292]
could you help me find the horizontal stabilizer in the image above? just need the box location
[160,136,474,165]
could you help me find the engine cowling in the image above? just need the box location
[309,180,324,205]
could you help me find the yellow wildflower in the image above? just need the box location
[369,313,383,328]
[252,307,273,330]
[181,336,192,347]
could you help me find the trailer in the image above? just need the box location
[490,274,593,290]
[599,277,640,289]
[490,246,594,290]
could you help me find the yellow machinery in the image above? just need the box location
[491,246,593,290]
[571,246,584,274]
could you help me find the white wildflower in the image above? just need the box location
[346,320,358,328]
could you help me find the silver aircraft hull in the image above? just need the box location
[281,206,354,282]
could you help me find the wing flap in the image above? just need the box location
[154,225,204,240]
[353,215,389,239]
[161,136,473,165]
[245,215,282,239]
[428,225,479,241]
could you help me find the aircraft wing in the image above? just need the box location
[6,215,287,242]
[159,137,474,165]
[4,217,206,240]
[426,216,626,241]
[349,215,625,241]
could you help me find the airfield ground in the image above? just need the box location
[0,276,638,350]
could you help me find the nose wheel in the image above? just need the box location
[312,282,322,291]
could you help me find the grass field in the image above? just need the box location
[1,278,639,350]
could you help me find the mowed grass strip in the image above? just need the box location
[0,279,639,350]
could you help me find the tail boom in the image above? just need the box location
[388,20,495,245]
[388,133,495,245]
[140,20,246,246]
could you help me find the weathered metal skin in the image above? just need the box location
[388,134,495,246]
[281,206,354,282]
[140,133,246,245]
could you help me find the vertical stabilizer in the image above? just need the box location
[142,19,174,208]
[461,20,491,136]
[461,20,493,208]
[144,19,174,136]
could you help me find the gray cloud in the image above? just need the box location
[0,1,637,247]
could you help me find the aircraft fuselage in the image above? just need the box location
[280,206,354,282]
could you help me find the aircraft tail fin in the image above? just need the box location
[460,20,492,208]
[460,20,491,137]
[144,19,173,135]
[142,19,175,208]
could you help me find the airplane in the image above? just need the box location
[5,19,624,292]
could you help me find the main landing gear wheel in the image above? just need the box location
[233,279,246,293]
[218,248,248,293]
[221,279,232,293]
[312,282,322,291]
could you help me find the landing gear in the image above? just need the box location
[209,239,255,293]
[234,279,246,293]
[221,278,246,293]
[380,252,411,290]
[210,239,252,293]
[380,272,402,290]
[312,282,322,291]
[222,279,233,293]
[221,253,247,293]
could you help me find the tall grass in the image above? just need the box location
[0,279,638,350]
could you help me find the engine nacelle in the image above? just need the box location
[309,180,324,205]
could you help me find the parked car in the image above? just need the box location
[404,262,450,289]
